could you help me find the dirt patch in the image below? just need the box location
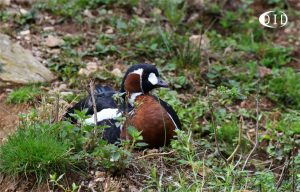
[0,175,49,192]
[0,93,31,144]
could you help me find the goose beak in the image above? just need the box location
[156,78,168,88]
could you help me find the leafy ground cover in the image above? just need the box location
[0,0,300,191]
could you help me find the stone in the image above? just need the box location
[152,7,161,15]
[129,185,139,192]
[111,68,122,77]
[44,35,64,48]
[105,27,114,34]
[187,13,200,24]
[0,33,55,86]
[15,0,36,4]
[83,9,94,18]
[60,91,73,96]
[43,26,55,31]
[187,0,204,9]
[78,62,99,76]
[189,34,210,50]
[258,66,272,77]
[19,8,28,15]
[19,30,30,36]
[0,0,10,6]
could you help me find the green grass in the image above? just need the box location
[6,85,42,104]
[0,122,74,181]
[267,68,300,109]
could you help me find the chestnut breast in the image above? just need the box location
[121,95,176,148]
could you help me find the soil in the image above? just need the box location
[0,93,31,144]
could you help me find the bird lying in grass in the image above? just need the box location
[65,63,181,148]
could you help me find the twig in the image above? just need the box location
[52,93,60,123]
[210,105,228,166]
[206,87,228,165]
[246,132,256,146]
[276,155,291,189]
[77,184,82,192]
[136,150,175,160]
[201,150,207,192]
[0,174,4,185]
[89,81,98,144]
[292,134,296,192]
[242,95,260,171]
[226,116,243,162]
[233,155,243,170]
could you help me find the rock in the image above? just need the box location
[258,66,272,77]
[187,0,205,9]
[78,62,99,76]
[83,9,94,18]
[111,68,122,77]
[44,35,64,48]
[105,27,114,34]
[187,13,200,24]
[95,171,106,178]
[19,8,28,15]
[152,7,161,15]
[47,48,60,54]
[60,91,73,96]
[146,149,159,154]
[0,0,10,6]
[189,34,210,50]
[43,26,55,31]
[58,83,67,91]
[19,30,30,36]
[14,0,36,5]
[129,185,139,192]
[0,33,55,86]
[86,62,98,71]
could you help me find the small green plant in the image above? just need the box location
[92,126,145,174]
[217,120,239,145]
[174,39,202,68]
[158,0,186,27]
[50,173,79,192]
[267,68,300,109]
[265,111,300,161]
[0,11,10,22]
[6,85,42,104]
[92,143,132,174]
[15,9,37,26]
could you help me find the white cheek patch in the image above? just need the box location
[84,108,121,125]
[148,73,158,85]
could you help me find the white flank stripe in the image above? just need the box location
[167,113,179,130]
[84,108,121,125]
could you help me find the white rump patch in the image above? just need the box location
[129,92,142,105]
[148,73,158,85]
[84,108,121,125]
[131,68,144,76]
